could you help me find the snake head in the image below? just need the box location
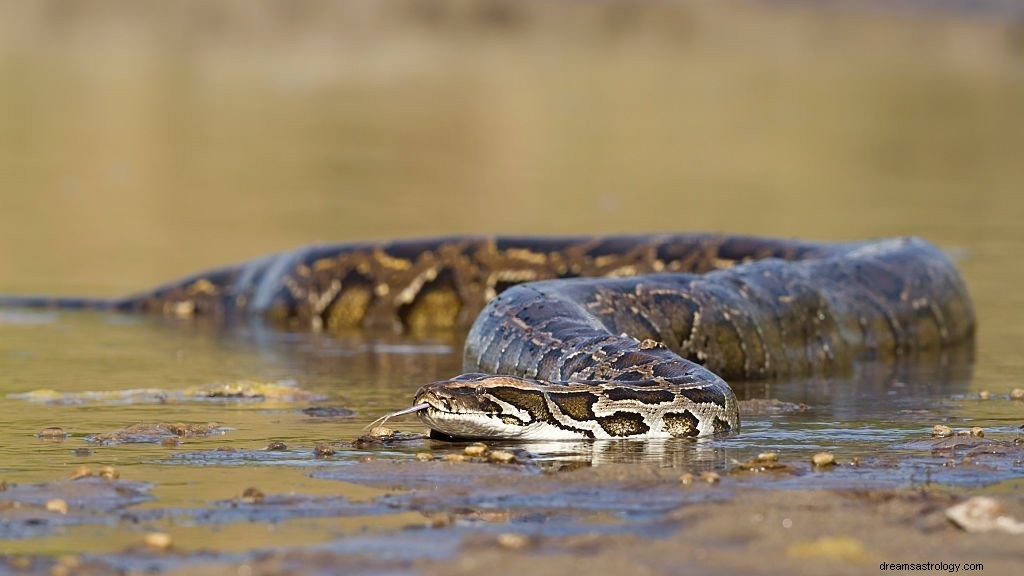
[412,374,550,439]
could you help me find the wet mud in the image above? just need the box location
[2,425,1023,575]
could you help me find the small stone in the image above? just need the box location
[699,471,721,484]
[464,443,488,457]
[979,390,991,400]
[160,437,179,447]
[679,473,695,485]
[812,452,836,467]
[98,466,119,480]
[970,427,985,438]
[496,533,531,549]
[414,452,434,462]
[70,466,93,480]
[50,555,81,576]
[313,443,335,457]
[266,441,288,451]
[442,453,466,463]
[1010,388,1024,401]
[487,450,517,464]
[45,499,68,514]
[144,532,173,551]
[241,487,265,504]
[369,426,394,439]
[932,424,954,438]
[757,452,779,463]
[37,426,67,440]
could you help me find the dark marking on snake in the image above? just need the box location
[548,391,599,421]
[596,411,651,437]
[603,387,677,405]
[662,410,701,438]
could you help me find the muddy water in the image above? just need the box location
[2,1,1024,571]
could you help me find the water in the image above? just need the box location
[1,0,1024,562]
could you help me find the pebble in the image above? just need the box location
[496,533,531,549]
[241,487,265,504]
[1011,388,1024,401]
[978,390,991,400]
[313,443,335,457]
[45,499,68,514]
[679,473,695,485]
[464,443,489,457]
[812,452,836,467]
[487,450,517,464]
[369,426,394,439]
[970,427,985,438]
[70,466,93,480]
[99,466,119,480]
[415,452,434,462]
[931,424,954,438]
[699,471,721,484]
[757,452,779,463]
[266,441,288,451]
[144,532,173,551]
[37,426,67,439]
[442,453,466,463]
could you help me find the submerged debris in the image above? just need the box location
[87,422,225,445]
[36,426,68,440]
[733,452,793,474]
[313,443,336,458]
[352,429,425,448]
[9,380,323,406]
[301,406,357,418]
[737,398,809,416]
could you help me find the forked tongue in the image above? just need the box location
[362,402,430,433]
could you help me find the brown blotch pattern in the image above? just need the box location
[548,391,599,422]
[488,387,551,421]
[604,387,676,405]
[662,410,700,438]
[596,411,650,437]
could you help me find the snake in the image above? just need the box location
[0,234,976,440]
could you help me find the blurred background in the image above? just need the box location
[1,0,1022,312]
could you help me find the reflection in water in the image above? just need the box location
[517,438,728,470]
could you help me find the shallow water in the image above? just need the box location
[2,0,1024,566]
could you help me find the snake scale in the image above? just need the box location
[1,234,975,440]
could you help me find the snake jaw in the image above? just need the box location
[413,375,545,439]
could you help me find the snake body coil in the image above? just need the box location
[0,234,975,440]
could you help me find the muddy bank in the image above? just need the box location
[2,448,1022,576]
